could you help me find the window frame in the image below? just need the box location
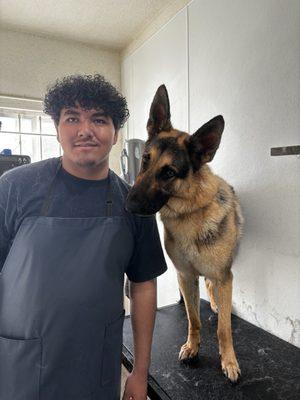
[0,95,61,161]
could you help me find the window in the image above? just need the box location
[0,96,61,162]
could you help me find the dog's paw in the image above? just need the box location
[221,359,241,383]
[210,302,218,314]
[178,342,199,360]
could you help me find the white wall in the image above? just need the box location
[189,0,300,347]
[121,7,189,307]
[0,29,120,98]
[0,29,122,172]
[122,9,189,140]
[122,0,190,59]
[122,0,300,346]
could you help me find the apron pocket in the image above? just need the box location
[0,335,41,400]
[101,311,125,387]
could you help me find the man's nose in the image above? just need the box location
[78,120,93,137]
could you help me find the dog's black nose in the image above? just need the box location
[126,195,156,216]
[125,198,141,214]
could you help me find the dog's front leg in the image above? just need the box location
[216,271,241,382]
[205,277,218,313]
[177,271,201,360]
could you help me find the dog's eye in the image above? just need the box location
[142,154,151,163]
[161,167,176,180]
[141,154,151,171]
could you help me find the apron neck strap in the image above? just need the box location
[105,171,113,217]
[40,158,113,217]
[40,158,62,216]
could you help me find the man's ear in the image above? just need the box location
[146,85,173,139]
[55,124,60,142]
[113,130,119,145]
[187,115,224,171]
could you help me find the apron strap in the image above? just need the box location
[40,158,62,216]
[40,158,114,217]
[106,171,113,217]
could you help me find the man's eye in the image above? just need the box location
[66,117,78,123]
[94,118,106,125]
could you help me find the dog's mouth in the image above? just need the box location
[125,199,161,216]
[126,189,170,216]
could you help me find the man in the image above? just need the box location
[0,74,167,400]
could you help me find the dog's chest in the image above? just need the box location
[162,215,215,275]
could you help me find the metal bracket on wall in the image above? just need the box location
[270,145,300,156]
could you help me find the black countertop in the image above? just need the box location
[122,301,300,400]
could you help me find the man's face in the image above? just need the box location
[56,105,118,177]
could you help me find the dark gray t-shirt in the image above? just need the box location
[0,157,167,281]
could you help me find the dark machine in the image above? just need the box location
[0,150,31,177]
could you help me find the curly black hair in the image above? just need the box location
[43,74,129,129]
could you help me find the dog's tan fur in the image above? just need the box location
[160,132,242,380]
[126,86,243,382]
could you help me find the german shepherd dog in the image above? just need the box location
[126,85,243,382]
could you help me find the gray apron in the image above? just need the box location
[0,162,134,400]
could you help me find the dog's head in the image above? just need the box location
[126,85,224,215]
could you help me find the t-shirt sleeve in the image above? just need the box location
[0,173,18,272]
[126,215,167,282]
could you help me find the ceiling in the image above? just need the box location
[0,0,173,51]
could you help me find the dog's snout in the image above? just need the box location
[125,196,142,214]
[126,186,169,216]
[126,190,146,214]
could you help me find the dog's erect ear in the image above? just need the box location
[147,85,173,139]
[187,115,224,171]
